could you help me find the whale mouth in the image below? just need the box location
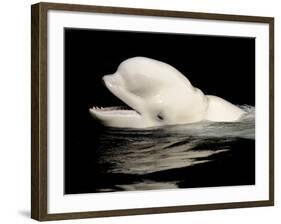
[89,105,139,116]
[89,76,141,119]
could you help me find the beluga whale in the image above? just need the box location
[89,57,245,128]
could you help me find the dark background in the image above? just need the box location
[64,28,255,194]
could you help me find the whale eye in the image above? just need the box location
[157,113,164,121]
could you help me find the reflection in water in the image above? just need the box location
[62,106,254,193]
[86,106,255,192]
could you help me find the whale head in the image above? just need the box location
[89,57,209,128]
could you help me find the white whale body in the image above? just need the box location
[89,57,245,128]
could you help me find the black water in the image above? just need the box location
[65,106,255,194]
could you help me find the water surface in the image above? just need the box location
[65,106,255,193]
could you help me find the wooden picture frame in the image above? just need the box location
[31,2,274,221]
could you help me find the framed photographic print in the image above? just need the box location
[31,2,274,221]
